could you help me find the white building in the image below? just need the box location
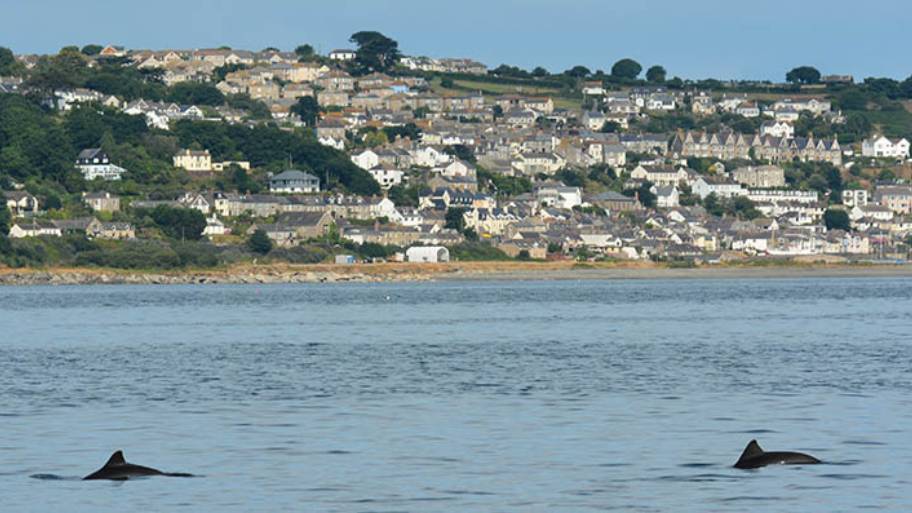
[368,168,405,189]
[75,149,126,181]
[269,169,320,193]
[760,121,795,139]
[842,189,869,208]
[691,176,747,199]
[536,185,582,209]
[862,136,910,159]
[406,246,450,263]
[351,149,380,170]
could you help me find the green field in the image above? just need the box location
[430,77,582,109]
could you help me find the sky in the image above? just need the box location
[1,0,908,81]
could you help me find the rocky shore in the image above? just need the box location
[0,268,435,286]
[2,261,911,286]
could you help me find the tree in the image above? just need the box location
[247,229,273,255]
[531,66,549,77]
[443,144,476,163]
[349,31,400,73]
[291,96,320,126]
[837,89,867,111]
[646,65,667,83]
[445,207,467,232]
[294,44,315,62]
[611,58,642,80]
[623,181,656,208]
[167,82,225,106]
[564,65,591,78]
[0,203,10,236]
[80,44,103,56]
[25,47,89,94]
[599,121,620,133]
[824,209,851,231]
[0,47,21,75]
[703,193,724,217]
[786,66,821,85]
[147,205,207,241]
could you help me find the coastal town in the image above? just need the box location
[2,34,912,271]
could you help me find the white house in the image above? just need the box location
[351,149,380,170]
[328,49,356,61]
[536,185,582,209]
[75,149,126,181]
[760,121,795,139]
[269,169,320,193]
[691,176,746,199]
[654,185,680,208]
[368,167,405,189]
[862,136,910,159]
[842,189,869,208]
[630,165,688,186]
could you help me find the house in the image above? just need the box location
[731,165,785,188]
[874,185,912,214]
[4,191,40,217]
[82,191,120,213]
[368,167,405,189]
[89,221,135,240]
[691,176,746,199]
[842,189,869,208]
[581,111,607,131]
[513,152,565,175]
[173,149,213,172]
[351,149,380,170]
[269,169,320,193]
[8,220,62,238]
[536,185,582,209]
[850,204,893,222]
[771,98,831,116]
[328,49,356,61]
[862,136,910,159]
[587,191,642,212]
[203,216,230,237]
[581,81,605,96]
[736,101,760,118]
[629,165,688,186]
[75,149,126,180]
[760,121,795,139]
[654,185,680,208]
[406,246,450,263]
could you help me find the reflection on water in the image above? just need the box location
[2,278,912,512]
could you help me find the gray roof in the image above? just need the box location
[271,169,318,182]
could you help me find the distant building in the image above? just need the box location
[328,49,356,61]
[269,169,320,193]
[75,149,126,181]
[173,149,213,172]
[4,191,39,217]
[406,246,450,263]
[731,165,785,188]
[82,191,121,213]
[862,136,910,159]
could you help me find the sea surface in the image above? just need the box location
[1,277,911,512]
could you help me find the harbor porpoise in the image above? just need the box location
[734,439,821,469]
[83,451,194,480]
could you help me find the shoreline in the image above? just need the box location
[2,261,912,286]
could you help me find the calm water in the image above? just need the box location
[1,278,912,512]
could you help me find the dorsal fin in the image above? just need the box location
[737,440,764,463]
[105,451,126,467]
